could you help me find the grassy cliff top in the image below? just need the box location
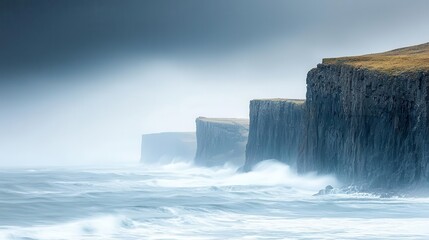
[196,117,249,125]
[253,98,305,104]
[322,42,429,75]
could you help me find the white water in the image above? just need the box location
[1,160,428,239]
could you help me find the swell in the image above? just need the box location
[1,165,429,239]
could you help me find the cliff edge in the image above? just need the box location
[303,43,429,188]
[195,117,249,166]
[323,42,429,75]
[244,99,305,171]
[244,42,429,189]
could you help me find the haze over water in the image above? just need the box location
[1,160,429,240]
[2,0,429,166]
[2,1,429,239]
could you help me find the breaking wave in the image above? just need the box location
[0,160,428,239]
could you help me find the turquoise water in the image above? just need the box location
[1,160,429,239]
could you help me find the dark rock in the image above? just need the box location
[300,64,429,189]
[195,117,249,166]
[313,185,335,196]
[243,51,429,189]
[243,99,305,171]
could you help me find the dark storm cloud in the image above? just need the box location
[1,0,429,166]
[0,0,301,73]
[2,0,428,75]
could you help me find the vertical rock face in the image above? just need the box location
[195,117,249,166]
[244,99,305,171]
[140,132,196,164]
[243,43,429,189]
[302,64,429,188]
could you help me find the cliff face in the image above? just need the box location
[244,99,305,171]
[140,132,196,164]
[244,43,429,189]
[195,117,249,166]
[301,64,429,188]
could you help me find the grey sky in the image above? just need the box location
[1,0,428,166]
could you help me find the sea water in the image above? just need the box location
[0,160,428,240]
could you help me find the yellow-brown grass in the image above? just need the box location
[323,42,429,75]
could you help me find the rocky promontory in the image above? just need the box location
[195,117,249,166]
[244,99,305,171]
[301,43,429,188]
[244,42,429,189]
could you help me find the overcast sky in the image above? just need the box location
[1,0,429,166]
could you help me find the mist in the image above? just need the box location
[1,0,429,167]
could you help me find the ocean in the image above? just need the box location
[0,160,428,240]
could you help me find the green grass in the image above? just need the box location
[323,42,429,75]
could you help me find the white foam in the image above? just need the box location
[0,215,126,240]
[3,212,429,240]
[135,160,338,195]
[2,162,429,240]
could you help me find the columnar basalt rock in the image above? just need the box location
[244,42,429,189]
[301,63,429,188]
[195,117,249,166]
[243,99,305,171]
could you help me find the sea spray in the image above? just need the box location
[0,162,428,239]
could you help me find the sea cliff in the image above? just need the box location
[243,99,305,171]
[195,117,249,166]
[301,63,429,188]
[244,42,429,189]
